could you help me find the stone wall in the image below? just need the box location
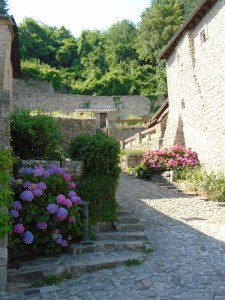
[163,0,225,173]
[13,79,151,120]
[54,117,96,150]
[0,15,13,295]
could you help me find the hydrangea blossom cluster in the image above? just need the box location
[143,144,198,171]
[11,163,81,251]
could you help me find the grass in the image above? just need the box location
[32,273,73,288]
[125,259,142,267]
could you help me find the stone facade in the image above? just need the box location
[162,0,225,173]
[13,79,151,120]
[0,15,13,295]
[54,117,96,150]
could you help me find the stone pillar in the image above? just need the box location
[0,15,14,295]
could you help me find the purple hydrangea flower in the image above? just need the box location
[23,231,34,244]
[47,204,58,214]
[11,177,16,186]
[23,167,34,175]
[9,209,19,218]
[54,233,62,244]
[23,181,32,189]
[13,223,25,234]
[33,167,45,177]
[68,191,76,198]
[55,167,64,175]
[37,182,47,191]
[32,188,43,197]
[56,194,66,205]
[13,201,22,211]
[36,222,48,230]
[43,171,50,178]
[71,196,81,205]
[61,240,68,247]
[63,198,72,208]
[48,168,56,175]
[20,190,34,202]
[53,228,59,234]
[56,207,68,221]
[68,216,75,223]
[63,173,71,182]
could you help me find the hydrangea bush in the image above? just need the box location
[9,164,82,254]
[142,144,198,173]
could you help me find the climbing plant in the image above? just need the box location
[0,148,14,238]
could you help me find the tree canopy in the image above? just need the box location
[0,0,8,15]
[17,0,202,99]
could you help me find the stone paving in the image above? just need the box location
[5,174,225,300]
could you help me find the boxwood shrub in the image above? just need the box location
[69,134,120,223]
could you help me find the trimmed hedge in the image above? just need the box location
[69,134,120,223]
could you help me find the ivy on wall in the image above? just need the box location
[0,149,14,238]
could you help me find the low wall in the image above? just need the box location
[54,117,96,150]
[15,160,84,181]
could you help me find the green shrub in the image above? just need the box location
[77,176,118,223]
[69,134,120,223]
[69,134,120,178]
[10,109,63,160]
[178,166,225,202]
[0,149,14,238]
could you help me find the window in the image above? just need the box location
[176,47,183,67]
[200,25,208,45]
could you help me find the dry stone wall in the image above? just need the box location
[163,0,225,173]
[55,117,96,150]
[13,79,151,119]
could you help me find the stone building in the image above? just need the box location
[159,0,225,173]
[0,15,21,295]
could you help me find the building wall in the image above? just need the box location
[0,16,13,295]
[13,79,151,120]
[163,0,225,173]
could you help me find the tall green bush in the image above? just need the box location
[10,109,63,160]
[0,149,14,238]
[69,134,120,223]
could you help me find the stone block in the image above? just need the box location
[0,267,7,292]
[0,248,7,266]
[62,161,84,180]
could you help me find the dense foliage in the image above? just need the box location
[69,134,120,223]
[17,1,201,97]
[10,109,63,160]
[0,0,8,15]
[178,166,225,202]
[10,164,82,255]
[0,149,13,238]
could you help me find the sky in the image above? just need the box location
[7,0,152,37]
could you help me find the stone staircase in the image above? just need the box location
[68,208,147,255]
[8,208,148,289]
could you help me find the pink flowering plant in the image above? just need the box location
[142,144,198,174]
[10,164,82,254]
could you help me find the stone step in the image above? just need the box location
[114,223,145,232]
[68,240,145,255]
[8,251,145,285]
[92,222,115,233]
[117,209,133,215]
[117,216,140,224]
[94,231,146,241]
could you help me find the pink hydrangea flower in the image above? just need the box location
[63,173,71,182]
[69,182,76,189]
[68,216,75,223]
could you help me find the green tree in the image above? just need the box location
[0,0,8,15]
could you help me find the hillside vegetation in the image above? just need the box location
[17,0,201,96]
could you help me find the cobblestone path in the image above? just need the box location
[5,174,225,300]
